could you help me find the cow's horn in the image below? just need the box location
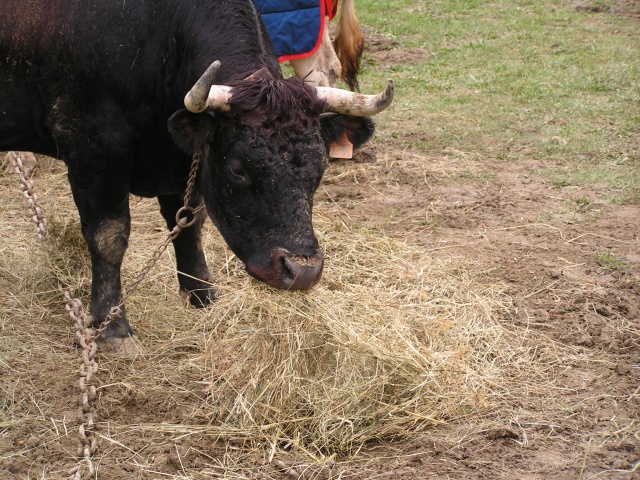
[184,60,229,113]
[315,79,395,116]
[205,85,233,112]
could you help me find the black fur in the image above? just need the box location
[319,114,375,150]
[0,0,377,345]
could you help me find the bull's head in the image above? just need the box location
[169,61,394,290]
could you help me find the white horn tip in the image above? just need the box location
[380,79,395,110]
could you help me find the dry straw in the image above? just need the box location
[1,156,520,464]
[190,213,512,455]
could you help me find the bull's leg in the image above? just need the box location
[157,193,219,307]
[67,162,139,353]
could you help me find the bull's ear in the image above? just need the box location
[319,114,375,150]
[168,109,217,154]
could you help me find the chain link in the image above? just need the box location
[64,293,99,480]
[110,151,204,312]
[11,150,204,479]
[7,151,46,237]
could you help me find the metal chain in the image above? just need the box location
[10,150,204,479]
[7,151,46,237]
[64,293,99,480]
[97,151,205,334]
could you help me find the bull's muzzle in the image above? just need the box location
[246,248,324,290]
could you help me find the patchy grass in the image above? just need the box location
[595,250,626,269]
[540,160,640,204]
[355,0,639,203]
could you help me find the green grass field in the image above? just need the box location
[355,0,639,204]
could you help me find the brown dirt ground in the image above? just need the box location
[2,143,638,480]
[5,144,639,480]
[315,143,640,480]
[2,5,639,480]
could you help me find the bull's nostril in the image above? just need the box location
[246,248,324,290]
[280,252,323,290]
[282,256,297,277]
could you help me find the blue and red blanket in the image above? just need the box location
[254,0,337,62]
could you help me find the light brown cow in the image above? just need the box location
[289,0,364,90]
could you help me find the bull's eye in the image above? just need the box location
[227,160,249,185]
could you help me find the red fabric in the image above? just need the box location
[327,0,338,20]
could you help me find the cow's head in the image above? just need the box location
[169,61,394,290]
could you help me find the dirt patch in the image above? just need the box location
[576,0,640,16]
[1,139,638,479]
[364,31,400,53]
[367,47,431,65]
[363,30,431,65]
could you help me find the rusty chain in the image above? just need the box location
[95,151,204,336]
[64,293,99,480]
[10,150,204,479]
[7,151,46,237]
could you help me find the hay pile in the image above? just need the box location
[190,215,512,455]
[1,155,517,462]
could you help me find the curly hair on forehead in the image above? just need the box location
[226,76,327,133]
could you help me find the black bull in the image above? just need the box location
[0,0,393,352]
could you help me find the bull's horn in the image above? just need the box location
[184,60,228,112]
[205,85,233,112]
[314,79,394,116]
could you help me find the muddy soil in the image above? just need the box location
[2,143,637,480]
[314,143,640,479]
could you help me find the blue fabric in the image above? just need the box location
[254,0,322,59]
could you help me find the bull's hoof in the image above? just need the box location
[97,335,146,355]
[180,286,221,308]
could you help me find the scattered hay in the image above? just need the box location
[184,217,515,456]
[0,153,574,476]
